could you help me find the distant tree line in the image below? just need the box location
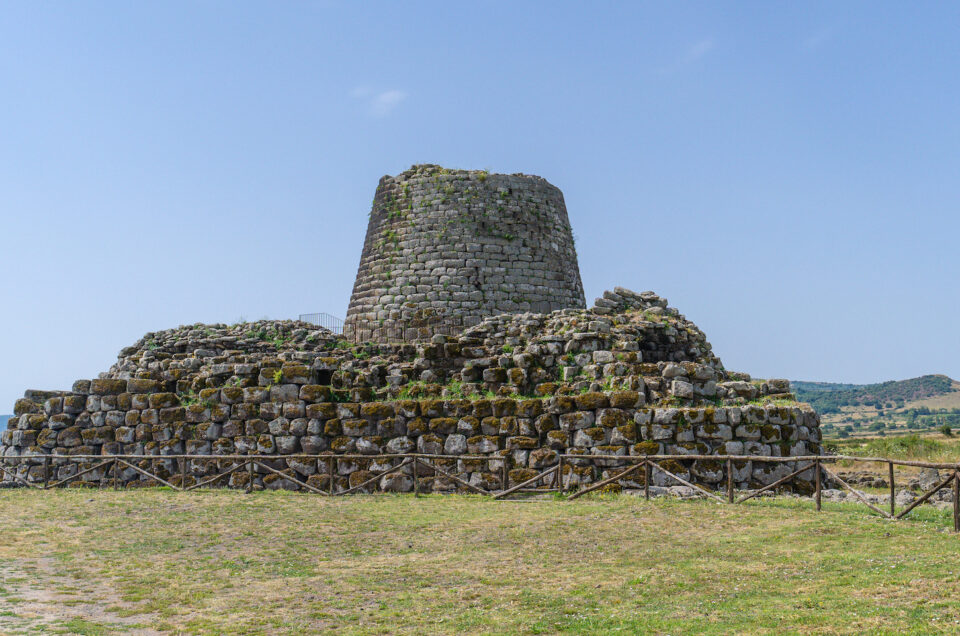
[792,375,954,414]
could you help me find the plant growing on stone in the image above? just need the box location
[444,380,466,399]
[397,381,427,400]
[178,391,199,407]
[246,328,269,341]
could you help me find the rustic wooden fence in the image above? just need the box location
[2,453,958,531]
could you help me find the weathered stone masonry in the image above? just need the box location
[1,288,822,492]
[344,165,585,342]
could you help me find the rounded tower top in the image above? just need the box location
[344,165,585,342]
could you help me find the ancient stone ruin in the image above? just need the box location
[344,165,585,342]
[0,166,822,493]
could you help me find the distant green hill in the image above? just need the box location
[792,375,957,414]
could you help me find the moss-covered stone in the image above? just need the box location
[548,395,577,414]
[508,468,538,485]
[457,415,480,435]
[471,399,492,418]
[360,402,395,419]
[220,386,244,404]
[159,407,186,424]
[406,417,427,436]
[127,379,161,394]
[300,385,332,403]
[535,413,557,434]
[466,435,500,453]
[280,364,311,384]
[506,436,538,450]
[428,417,457,434]
[608,390,640,408]
[613,423,638,444]
[546,430,569,448]
[498,416,519,436]
[631,441,660,456]
[146,393,177,410]
[330,436,354,453]
[760,424,781,442]
[597,408,628,428]
[416,399,441,417]
[535,382,559,396]
[306,403,337,420]
[13,398,38,416]
[90,379,127,395]
[491,398,517,417]
[575,392,609,410]
[321,419,342,436]
[516,399,544,418]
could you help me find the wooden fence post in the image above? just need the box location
[726,458,734,504]
[556,456,564,491]
[644,460,650,501]
[501,460,508,492]
[953,471,959,533]
[815,458,821,512]
[889,461,895,517]
[246,460,254,494]
[42,456,49,490]
[328,456,335,495]
[180,457,187,489]
[413,457,419,497]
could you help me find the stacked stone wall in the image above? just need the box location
[344,165,585,342]
[1,287,824,492]
[4,378,820,491]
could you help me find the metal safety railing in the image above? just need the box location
[297,313,344,334]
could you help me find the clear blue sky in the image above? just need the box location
[2,2,959,410]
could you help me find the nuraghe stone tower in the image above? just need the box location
[344,164,585,342]
[1,163,825,495]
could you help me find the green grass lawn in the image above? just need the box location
[1,489,959,634]
[828,432,960,462]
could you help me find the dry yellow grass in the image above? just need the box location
[1,490,960,634]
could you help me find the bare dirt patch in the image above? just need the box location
[0,555,160,634]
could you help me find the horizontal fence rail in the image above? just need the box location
[2,453,959,532]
